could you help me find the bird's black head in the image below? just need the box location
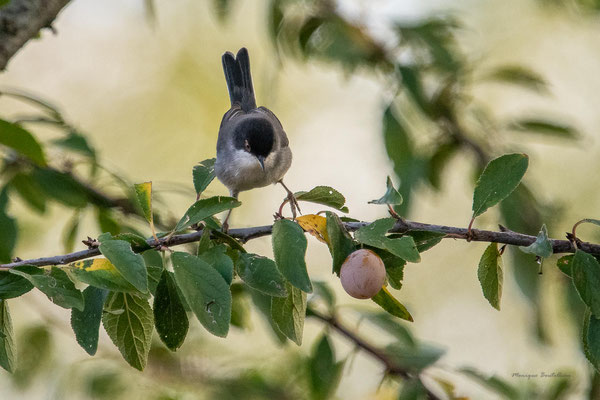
[234,118,274,168]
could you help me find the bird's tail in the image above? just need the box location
[222,48,257,111]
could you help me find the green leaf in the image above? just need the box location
[10,173,46,213]
[32,168,89,208]
[371,287,413,321]
[174,196,241,232]
[67,258,137,292]
[483,65,547,92]
[368,176,403,206]
[272,219,312,293]
[519,224,552,258]
[133,182,153,224]
[355,218,420,262]
[99,239,148,293]
[197,228,213,254]
[326,212,355,276]
[396,17,460,71]
[380,250,406,290]
[0,119,46,166]
[212,0,232,21]
[311,281,336,310]
[0,270,33,299]
[308,334,344,400]
[575,218,600,232]
[398,379,428,400]
[153,270,188,351]
[271,282,306,345]
[193,158,216,197]
[509,118,578,139]
[96,208,120,235]
[211,229,246,253]
[472,153,529,218]
[477,243,503,310]
[114,233,152,252]
[51,131,96,158]
[0,189,17,263]
[248,288,287,344]
[70,286,108,356]
[0,300,15,373]
[405,231,445,253]
[461,367,520,400]
[299,16,324,55]
[427,140,459,191]
[557,254,573,278]
[572,250,600,317]
[583,309,600,371]
[198,244,234,285]
[382,105,423,215]
[171,252,231,337]
[11,325,51,387]
[141,250,163,295]
[102,292,153,371]
[397,65,431,116]
[61,211,80,253]
[294,186,348,213]
[384,342,444,372]
[230,282,249,329]
[237,253,287,297]
[365,311,415,347]
[367,246,406,290]
[10,266,84,311]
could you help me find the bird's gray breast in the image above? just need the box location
[215,112,292,193]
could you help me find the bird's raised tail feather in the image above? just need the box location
[222,48,256,111]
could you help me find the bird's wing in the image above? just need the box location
[219,103,244,130]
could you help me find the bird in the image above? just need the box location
[215,47,299,231]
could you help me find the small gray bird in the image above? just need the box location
[215,47,299,231]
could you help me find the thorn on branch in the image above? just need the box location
[566,232,581,250]
[82,237,99,249]
[499,244,507,256]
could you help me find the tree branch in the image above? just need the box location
[307,306,441,400]
[0,0,72,70]
[0,217,595,269]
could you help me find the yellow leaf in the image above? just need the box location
[71,258,116,272]
[68,258,137,292]
[296,214,329,244]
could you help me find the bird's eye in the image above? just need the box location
[244,140,251,152]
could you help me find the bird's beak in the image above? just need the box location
[257,155,265,171]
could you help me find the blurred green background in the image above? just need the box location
[2,0,600,398]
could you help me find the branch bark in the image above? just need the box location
[1,217,596,269]
[0,0,72,70]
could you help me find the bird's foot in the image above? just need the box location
[277,180,302,220]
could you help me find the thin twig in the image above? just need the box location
[1,217,596,269]
[307,307,441,400]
